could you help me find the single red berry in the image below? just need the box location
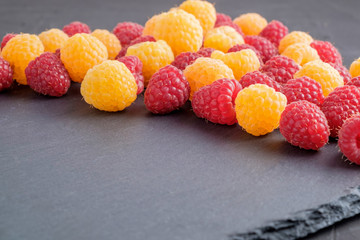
[321,85,360,138]
[116,55,144,95]
[171,52,202,71]
[54,48,61,58]
[192,78,242,125]
[116,35,156,58]
[239,71,282,92]
[329,63,351,84]
[0,57,13,91]
[228,44,263,65]
[214,21,245,38]
[338,115,360,165]
[197,47,215,57]
[259,20,288,47]
[310,40,342,65]
[25,52,71,97]
[347,77,360,87]
[113,22,144,47]
[215,13,232,25]
[244,35,278,63]
[260,55,300,84]
[282,77,325,107]
[280,100,330,150]
[62,21,91,37]
[145,65,190,114]
[1,33,17,49]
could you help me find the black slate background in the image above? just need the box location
[1,0,360,240]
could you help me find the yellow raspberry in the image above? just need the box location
[178,0,216,35]
[211,49,260,80]
[204,26,244,52]
[38,28,69,53]
[150,9,203,56]
[91,29,122,60]
[294,60,343,97]
[349,58,360,78]
[278,31,313,53]
[235,84,287,136]
[2,34,44,85]
[233,13,268,36]
[80,60,137,112]
[60,33,108,83]
[281,43,320,66]
[143,13,164,36]
[183,57,234,99]
[126,40,174,86]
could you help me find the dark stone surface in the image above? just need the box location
[1,0,360,240]
[230,186,360,240]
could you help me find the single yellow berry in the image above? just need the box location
[183,57,235,99]
[235,84,287,136]
[2,33,44,85]
[80,60,137,112]
[349,58,360,78]
[278,31,313,54]
[179,0,216,35]
[60,33,108,83]
[204,26,244,52]
[294,60,343,97]
[143,13,165,36]
[91,29,122,60]
[211,49,260,80]
[150,9,203,56]
[38,28,69,53]
[233,13,268,36]
[281,43,320,66]
[126,40,174,86]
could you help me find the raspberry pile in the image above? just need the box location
[1,0,360,165]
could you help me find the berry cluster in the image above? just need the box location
[1,0,360,165]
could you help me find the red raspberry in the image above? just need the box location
[25,52,71,97]
[260,55,300,84]
[215,13,232,25]
[116,55,144,95]
[329,63,351,84]
[171,52,202,71]
[338,115,360,165]
[282,77,325,106]
[310,40,342,65]
[321,85,360,138]
[347,77,360,87]
[197,47,215,57]
[0,57,13,91]
[214,22,245,38]
[62,21,91,37]
[1,33,17,49]
[54,48,61,58]
[113,22,144,47]
[244,35,278,63]
[228,44,263,64]
[192,78,242,125]
[239,71,282,92]
[116,35,156,58]
[144,65,190,114]
[280,101,330,150]
[259,20,288,47]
